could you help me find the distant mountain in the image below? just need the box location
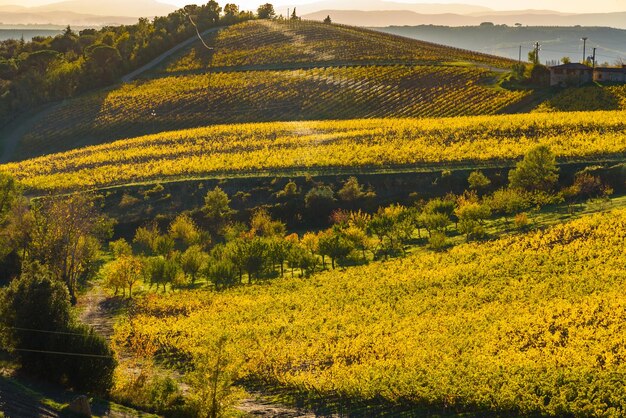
[31,0,177,17]
[0,11,140,26]
[466,9,573,17]
[0,0,177,25]
[283,1,493,16]
[304,10,626,29]
[377,25,626,66]
[305,10,479,26]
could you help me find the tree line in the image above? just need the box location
[102,145,613,296]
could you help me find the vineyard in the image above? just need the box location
[4,111,626,190]
[113,209,626,416]
[13,65,527,159]
[162,19,516,73]
[535,84,626,112]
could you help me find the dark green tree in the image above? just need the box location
[257,3,276,19]
[0,263,116,394]
[509,145,559,193]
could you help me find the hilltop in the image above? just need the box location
[5,19,522,161]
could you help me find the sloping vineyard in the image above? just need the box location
[4,111,626,190]
[113,209,626,416]
[14,65,527,159]
[535,85,626,112]
[163,19,516,73]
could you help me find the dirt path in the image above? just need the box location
[121,28,219,83]
[77,282,124,342]
[237,396,317,417]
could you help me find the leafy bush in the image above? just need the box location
[0,263,116,394]
[112,365,185,415]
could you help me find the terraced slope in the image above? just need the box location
[7,19,525,161]
[15,65,527,159]
[5,111,625,191]
[162,19,516,73]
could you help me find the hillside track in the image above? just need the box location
[151,59,500,79]
[121,27,220,83]
[78,282,127,342]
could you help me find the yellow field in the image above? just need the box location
[535,85,626,112]
[15,65,527,159]
[114,208,626,415]
[4,111,626,191]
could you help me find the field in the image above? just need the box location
[13,65,528,159]
[4,110,626,191]
[535,84,626,112]
[3,12,626,418]
[161,19,516,73]
[114,208,626,416]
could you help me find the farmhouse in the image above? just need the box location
[594,65,626,83]
[548,63,593,87]
[549,63,626,86]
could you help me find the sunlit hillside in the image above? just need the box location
[162,19,516,73]
[115,209,626,416]
[8,19,524,160]
[5,111,625,191]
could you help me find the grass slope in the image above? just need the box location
[3,111,626,191]
[114,208,626,416]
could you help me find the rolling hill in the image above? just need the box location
[0,0,177,24]
[5,19,522,161]
[377,26,626,66]
[304,9,626,29]
[5,111,626,191]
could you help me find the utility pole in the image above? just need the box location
[534,42,540,65]
[581,37,588,64]
[592,47,597,69]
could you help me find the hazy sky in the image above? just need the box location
[3,0,626,14]
[169,0,626,14]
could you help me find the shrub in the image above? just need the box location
[514,212,530,230]
[468,170,491,192]
[0,263,116,394]
[428,231,447,251]
[509,145,559,193]
[112,365,185,414]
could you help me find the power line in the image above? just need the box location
[183,9,213,51]
[5,326,97,338]
[6,348,114,359]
